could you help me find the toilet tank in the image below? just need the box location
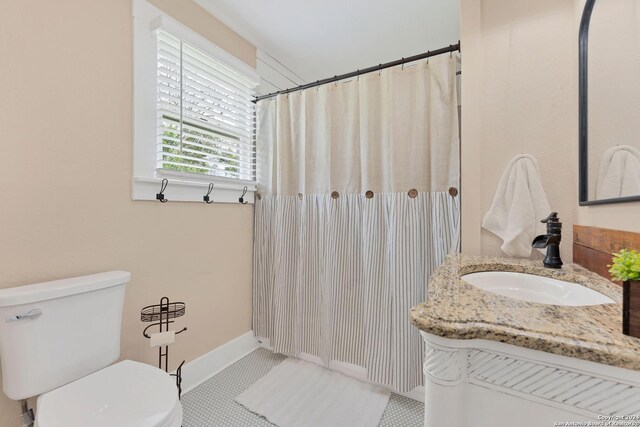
[0,271,130,400]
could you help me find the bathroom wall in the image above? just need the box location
[460,0,640,258]
[0,0,255,425]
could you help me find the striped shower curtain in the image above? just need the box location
[253,56,460,393]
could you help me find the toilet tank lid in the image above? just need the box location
[0,271,131,307]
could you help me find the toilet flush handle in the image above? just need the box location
[6,309,42,322]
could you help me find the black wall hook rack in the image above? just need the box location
[239,185,248,204]
[203,183,214,204]
[141,297,187,398]
[156,178,168,203]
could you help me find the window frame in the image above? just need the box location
[132,0,259,203]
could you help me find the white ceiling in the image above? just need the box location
[194,0,460,85]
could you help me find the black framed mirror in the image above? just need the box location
[579,0,640,206]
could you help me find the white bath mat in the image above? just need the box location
[235,357,391,427]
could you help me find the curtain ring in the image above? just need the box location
[448,187,459,197]
[365,190,374,199]
[401,60,405,70]
[298,192,303,200]
[331,191,340,199]
[256,192,262,201]
[408,189,418,199]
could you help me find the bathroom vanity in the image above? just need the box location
[411,254,640,427]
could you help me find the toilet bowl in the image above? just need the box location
[0,271,182,426]
[35,360,182,427]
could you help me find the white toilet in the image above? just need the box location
[0,271,183,427]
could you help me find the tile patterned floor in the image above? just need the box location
[182,347,423,427]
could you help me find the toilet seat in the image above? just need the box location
[35,360,182,427]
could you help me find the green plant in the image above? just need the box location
[609,249,640,282]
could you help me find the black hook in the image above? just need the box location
[239,186,248,204]
[156,178,168,203]
[203,183,214,204]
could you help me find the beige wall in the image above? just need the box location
[0,0,256,425]
[460,0,640,258]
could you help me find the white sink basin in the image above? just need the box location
[461,271,615,306]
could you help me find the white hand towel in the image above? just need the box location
[482,154,551,258]
[595,145,640,199]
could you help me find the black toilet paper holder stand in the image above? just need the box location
[141,296,187,398]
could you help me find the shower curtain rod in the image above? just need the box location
[253,41,460,103]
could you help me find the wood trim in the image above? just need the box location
[573,225,640,285]
[573,244,616,282]
[574,225,640,254]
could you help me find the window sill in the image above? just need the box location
[132,176,256,204]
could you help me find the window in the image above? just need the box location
[132,0,259,203]
[156,30,256,183]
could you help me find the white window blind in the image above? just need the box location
[156,30,256,183]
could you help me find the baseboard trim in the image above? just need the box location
[178,331,259,394]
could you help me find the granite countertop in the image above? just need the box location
[410,254,640,371]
